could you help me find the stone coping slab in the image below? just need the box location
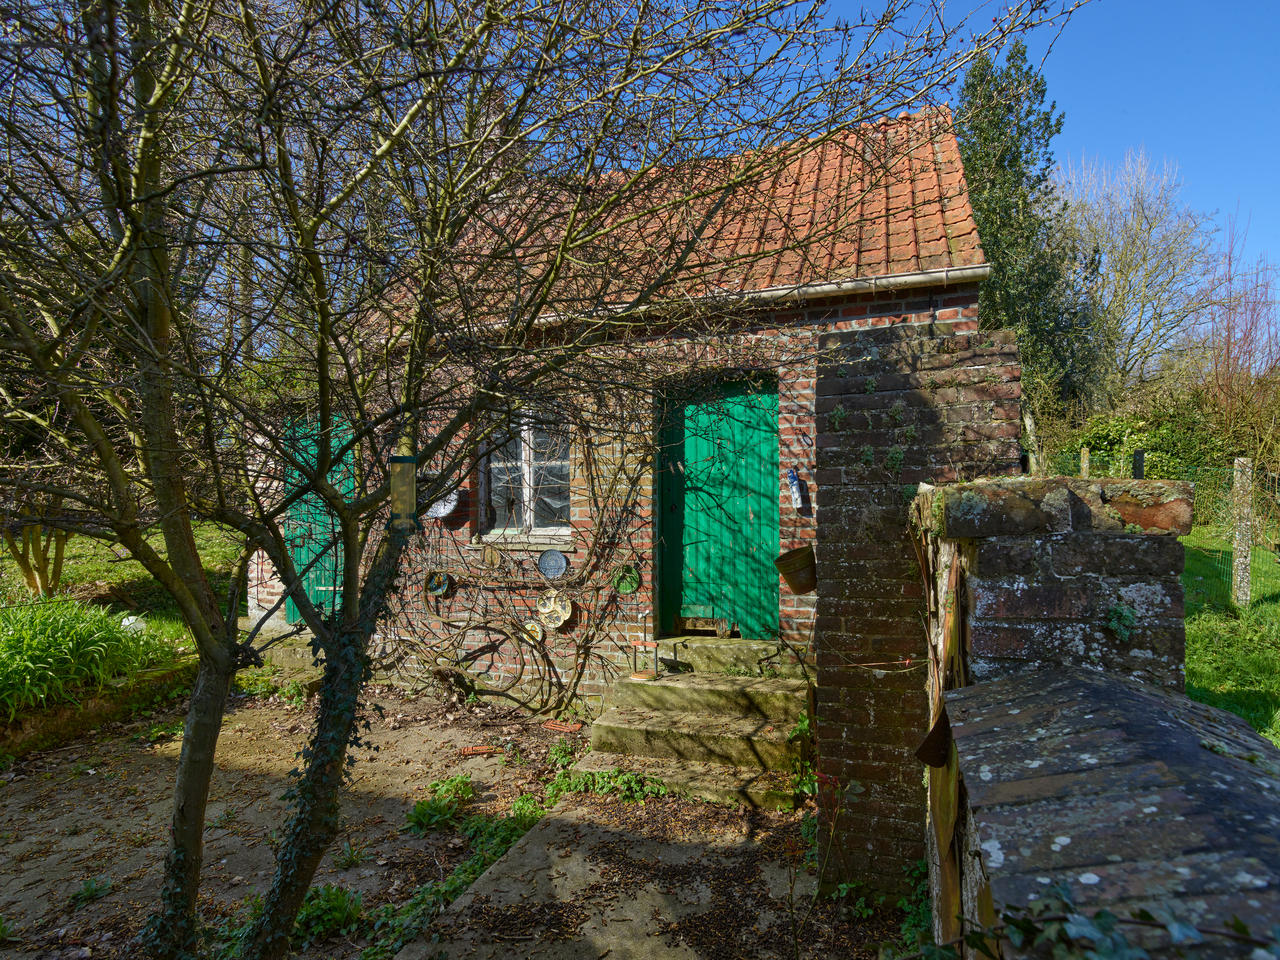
[914,476,1194,539]
[946,666,1280,946]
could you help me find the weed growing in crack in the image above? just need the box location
[69,877,111,910]
[334,839,369,870]
[543,768,667,804]
[404,774,476,834]
[547,737,576,770]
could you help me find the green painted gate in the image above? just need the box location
[284,422,355,624]
[657,380,780,640]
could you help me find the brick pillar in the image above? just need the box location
[814,317,1021,894]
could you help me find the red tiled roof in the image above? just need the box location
[370,108,985,338]
[686,107,986,297]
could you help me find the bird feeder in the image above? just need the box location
[388,436,417,534]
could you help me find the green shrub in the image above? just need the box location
[1058,397,1228,481]
[294,884,363,948]
[0,599,175,721]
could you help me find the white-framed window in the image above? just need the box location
[482,420,571,535]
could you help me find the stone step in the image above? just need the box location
[589,706,798,771]
[659,636,808,679]
[610,673,809,723]
[574,750,796,810]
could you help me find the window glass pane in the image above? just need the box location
[532,462,570,528]
[531,425,570,463]
[491,431,521,464]
[488,462,524,530]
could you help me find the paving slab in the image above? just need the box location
[397,798,826,960]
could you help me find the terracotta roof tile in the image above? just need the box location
[682,109,983,296]
[375,109,986,333]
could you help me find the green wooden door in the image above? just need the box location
[657,380,780,639]
[285,421,355,624]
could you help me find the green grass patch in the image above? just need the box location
[0,599,178,721]
[0,522,245,643]
[1182,527,1280,748]
[1185,610,1280,748]
[1181,526,1280,612]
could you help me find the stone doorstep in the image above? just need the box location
[660,635,809,679]
[589,705,798,771]
[573,749,797,810]
[610,673,809,723]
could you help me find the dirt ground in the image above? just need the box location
[0,683,897,959]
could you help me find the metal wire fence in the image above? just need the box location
[1049,449,1280,613]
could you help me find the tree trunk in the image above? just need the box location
[241,631,368,960]
[242,535,405,960]
[2,528,40,594]
[138,656,233,956]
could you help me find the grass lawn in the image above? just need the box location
[0,523,246,642]
[1182,527,1280,747]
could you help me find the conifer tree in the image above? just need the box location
[956,41,1100,417]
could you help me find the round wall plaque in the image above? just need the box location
[610,564,640,596]
[537,548,568,580]
[536,589,571,629]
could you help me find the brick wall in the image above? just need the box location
[813,319,1023,894]
[247,550,285,626]
[916,477,1193,690]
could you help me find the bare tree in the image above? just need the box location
[0,0,1081,956]
[1194,221,1280,466]
[1058,149,1227,404]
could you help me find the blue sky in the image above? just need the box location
[1021,0,1280,269]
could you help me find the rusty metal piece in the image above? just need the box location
[915,706,952,768]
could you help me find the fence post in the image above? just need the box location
[1233,457,1253,608]
[1080,446,1090,479]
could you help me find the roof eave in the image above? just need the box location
[727,262,991,307]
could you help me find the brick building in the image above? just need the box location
[248,108,1024,890]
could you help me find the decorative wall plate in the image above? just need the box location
[425,570,451,596]
[537,548,568,579]
[521,620,544,644]
[609,564,640,596]
[536,589,571,629]
[481,544,501,568]
[426,488,460,519]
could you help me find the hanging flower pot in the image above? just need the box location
[774,545,816,595]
